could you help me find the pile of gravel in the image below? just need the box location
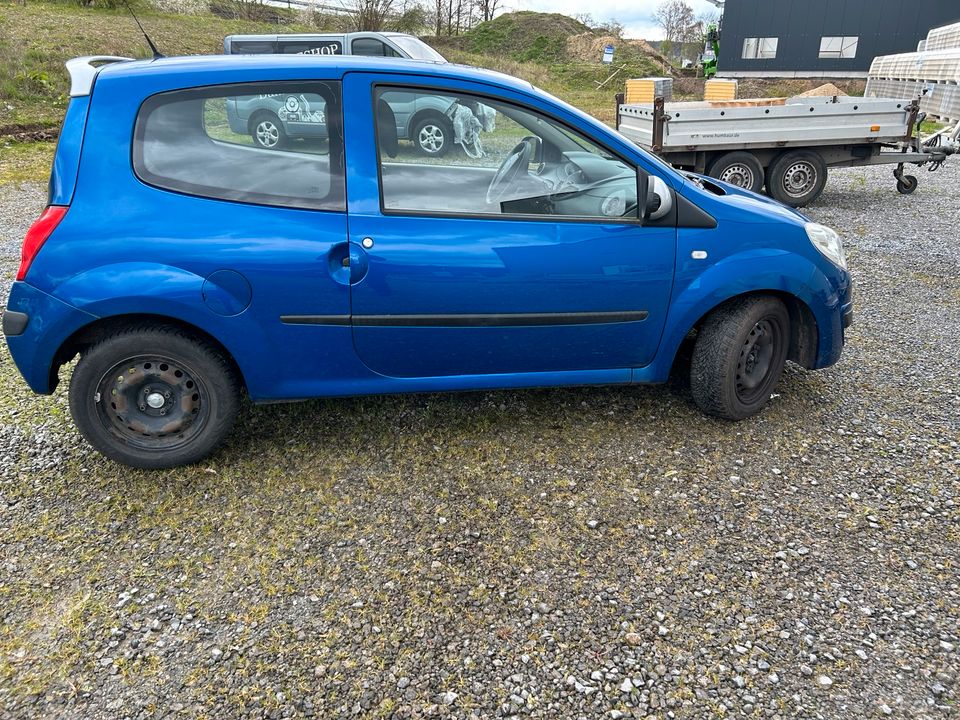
[0,163,957,719]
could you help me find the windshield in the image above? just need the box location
[388,36,446,62]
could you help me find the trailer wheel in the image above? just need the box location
[766,150,827,207]
[896,174,918,194]
[708,152,764,193]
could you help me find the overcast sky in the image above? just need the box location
[507,0,721,40]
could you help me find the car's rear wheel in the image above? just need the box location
[69,325,241,469]
[690,296,790,420]
[412,115,453,157]
[250,112,287,150]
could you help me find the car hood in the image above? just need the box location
[683,172,811,225]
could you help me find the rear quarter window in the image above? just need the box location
[133,81,344,211]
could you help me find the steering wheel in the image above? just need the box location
[486,137,539,205]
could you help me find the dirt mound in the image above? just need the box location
[566,32,675,74]
[796,83,848,97]
[466,12,592,61]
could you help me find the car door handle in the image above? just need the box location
[348,245,369,284]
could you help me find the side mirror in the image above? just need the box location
[637,172,673,223]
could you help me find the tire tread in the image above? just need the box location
[690,296,789,420]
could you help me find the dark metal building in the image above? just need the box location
[717,0,960,78]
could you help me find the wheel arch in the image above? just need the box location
[50,314,248,395]
[645,248,837,385]
[407,108,452,138]
[247,108,281,135]
[684,290,819,370]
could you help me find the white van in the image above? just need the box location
[223,32,446,62]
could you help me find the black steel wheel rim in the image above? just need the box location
[94,355,209,451]
[735,318,779,404]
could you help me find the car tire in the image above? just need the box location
[69,325,241,469]
[708,151,765,193]
[690,296,790,420]
[250,111,287,150]
[766,150,828,207]
[412,115,453,157]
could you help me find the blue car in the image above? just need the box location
[3,54,853,469]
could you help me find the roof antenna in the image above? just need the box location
[124,1,164,59]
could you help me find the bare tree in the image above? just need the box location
[654,0,695,44]
[573,13,594,27]
[350,0,394,30]
[475,0,500,23]
[692,9,719,44]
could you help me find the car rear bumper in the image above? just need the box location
[3,281,98,394]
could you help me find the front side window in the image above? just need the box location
[819,36,858,59]
[134,82,344,211]
[352,38,400,57]
[375,87,638,220]
[742,37,779,59]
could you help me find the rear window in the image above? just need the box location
[133,81,344,211]
[228,40,277,54]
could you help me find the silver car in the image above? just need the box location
[223,33,456,156]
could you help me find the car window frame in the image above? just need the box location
[371,82,650,226]
[132,80,346,213]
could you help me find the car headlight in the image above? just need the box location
[806,223,847,269]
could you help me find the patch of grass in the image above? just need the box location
[920,119,946,135]
[0,139,55,185]
[0,2,315,128]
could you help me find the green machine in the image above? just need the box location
[700,0,723,78]
[702,23,719,78]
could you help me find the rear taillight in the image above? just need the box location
[17,205,67,281]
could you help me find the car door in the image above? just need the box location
[126,79,354,398]
[342,74,677,378]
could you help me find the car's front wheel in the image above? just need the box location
[69,325,241,469]
[250,112,287,150]
[690,296,790,420]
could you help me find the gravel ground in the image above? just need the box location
[0,163,958,720]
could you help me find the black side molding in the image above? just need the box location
[2,310,29,337]
[676,194,718,229]
[279,315,350,326]
[281,311,649,328]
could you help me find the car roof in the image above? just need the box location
[95,54,534,93]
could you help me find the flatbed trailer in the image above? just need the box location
[615,93,958,207]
